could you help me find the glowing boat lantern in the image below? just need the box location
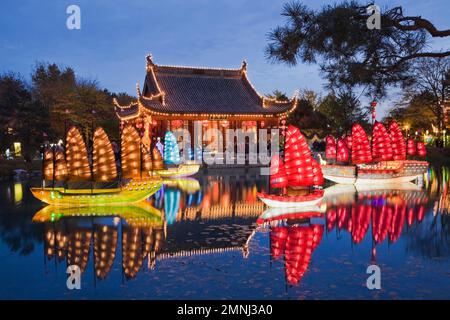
[93,127,117,182]
[372,122,393,162]
[407,138,417,156]
[416,142,427,158]
[121,125,141,179]
[66,126,92,182]
[43,148,54,181]
[389,121,406,160]
[257,125,324,208]
[325,135,336,160]
[54,146,68,181]
[351,124,372,164]
[336,138,349,163]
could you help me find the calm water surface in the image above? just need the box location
[1,168,450,299]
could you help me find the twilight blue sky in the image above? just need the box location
[0,0,449,118]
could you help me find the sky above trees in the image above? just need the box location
[0,0,448,118]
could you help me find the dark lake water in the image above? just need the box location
[1,168,449,299]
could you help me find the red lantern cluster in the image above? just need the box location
[416,142,426,158]
[351,205,372,244]
[388,121,406,160]
[336,138,350,162]
[406,138,417,156]
[345,135,352,150]
[325,135,337,160]
[351,124,372,164]
[269,155,288,189]
[270,227,288,260]
[372,121,393,162]
[311,158,324,186]
[284,125,314,187]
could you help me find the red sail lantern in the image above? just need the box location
[372,122,393,162]
[344,135,352,150]
[325,135,337,160]
[284,125,314,187]
[269,155,288,189]
[388,121,406,160]
[416,142,426,157]
[389,204,406,243]
[311,159,324,186]
[336,138,349,163]
[351,124,372,164]
[326,209,337,232]
[351,204,372,244]
[372,202,392,244]
[407,138,417,156]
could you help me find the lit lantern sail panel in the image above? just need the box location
[121,125,141,179]
[269,155,288,189]
[141,144,153,175]
[407,138,417,156]
[351,124,372,164]
[54,147,68,181]
[389,121,406,160]
[43,148,54,180]
[416,142,426,157]
[163,131,180,165]
[284,125,314,187]
[152,147,164,170]
[93,127,118,182]
[66,126,92,182]
[372,121,393,162]
[325,135,336,160]
[336,138,349,162]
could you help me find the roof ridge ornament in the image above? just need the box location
[146,53,155,72]
[136,82,141,97]
[241,59,247,73]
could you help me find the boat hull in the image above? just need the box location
[322,160,428,185]
[257,190,324,208]
[30,179,162,207]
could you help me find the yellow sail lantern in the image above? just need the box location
[93,127,118,182]
[54,147,68,181]
[43,148,54,181]
[66,127,92,182]
[121,125,141,179]
[141,145,153,176]
[152,147,164,170]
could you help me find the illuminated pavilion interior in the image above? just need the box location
[114,54,298,162]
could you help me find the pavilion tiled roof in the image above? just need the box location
[115,55,297,118]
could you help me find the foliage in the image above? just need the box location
[267,1,450,98]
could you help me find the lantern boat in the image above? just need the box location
[322,121,428,185]
[257,125,324,208]
[31,126,163,206]
[256,205,325,225]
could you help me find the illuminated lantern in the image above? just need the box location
[66,126,92,182]
[152,147,164,170]
[122,226,143,279]
[325,135,336,160]
[406,138,417,156]
[326,208,337,232]
[284,125,314,187]
[388,121,406,160]
[163,131,180,165]
[67,228,92,273]
[54,146,68,181]
[269,155,288,189]
[351,124,372,164]
[121,125,141,179]
[336,138,349,163]
[311,159,324,186]
[344,135,352,150]
[43,148,54,181]
[93,127,118,182]
[372,122,393,161]
[195,145,203,163]
[141,145,153,175]
[372,203,392,244]
[416,142,426,157]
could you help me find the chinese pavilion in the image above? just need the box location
[114,54,298,156]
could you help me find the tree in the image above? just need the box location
[266,89,289,101]
[266,1,450,97]
[0,73,48,158]
[317,90,369,135]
